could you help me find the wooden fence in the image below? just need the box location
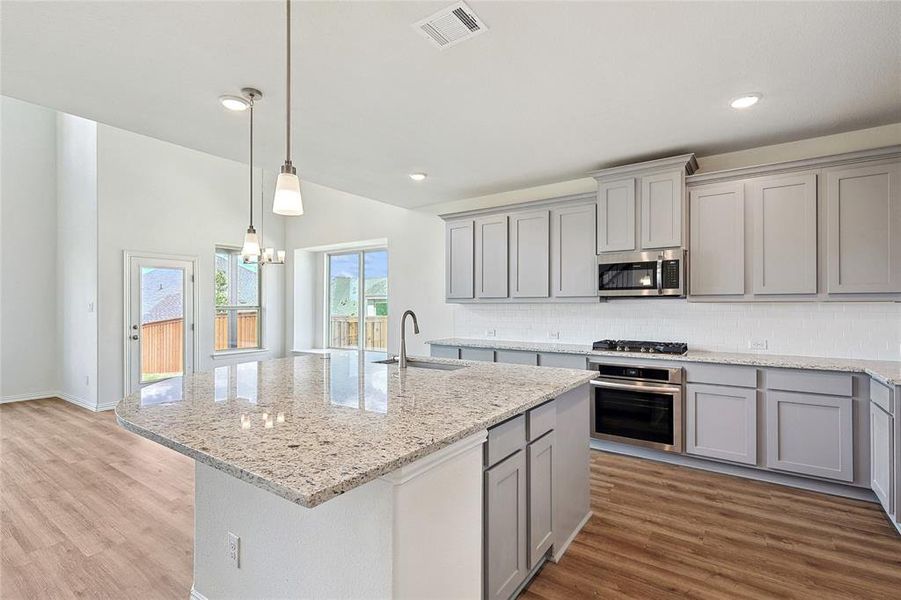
[141,313,259,376]
[329,315,388,350]
[141,318,184,376]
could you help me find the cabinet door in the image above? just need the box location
[509,210,550,298]
[749,173,817,295]
[870,402,894,515]
[597,178,636,253]
[446,219,474,299]
[527,432,554,569]
[689,182,745,295]
[485,451,527,600]
[475,215,509,298]
[430,345,460,359]
[460,347,495,362]
[641,170,683,249]
[765,391,853,482]
[551,203,597,297]
[686,384,757,465]
[825,161,901,293]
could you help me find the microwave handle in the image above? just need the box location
[656,256,664,295]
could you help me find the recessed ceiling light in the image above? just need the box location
[219,95,250,111]
[409,173,427,182]
[730,94,761,109]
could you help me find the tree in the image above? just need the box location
[215,269,228,306]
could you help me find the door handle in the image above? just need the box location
[656,257,664,295]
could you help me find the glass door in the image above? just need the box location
[127,255,194,393]
[327,249,388,353]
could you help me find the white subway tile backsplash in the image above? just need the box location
[452,301,901,361]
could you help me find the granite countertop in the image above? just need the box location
[427,338,901,386]
[115,352,594,509]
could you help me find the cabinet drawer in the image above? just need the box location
[766,369,852,397]
[486,414,526,467]
[430,345,460,359]
[870,379,893,415]
[685,363,757,388]
[461,347,495,362]
[496,350,539,366]
[538,353,587,370]
[527,400,556,441]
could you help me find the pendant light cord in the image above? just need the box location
[249,96,254,228]
[285,0,292,163]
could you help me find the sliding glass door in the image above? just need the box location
[327,249,388,352]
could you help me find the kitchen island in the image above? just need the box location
[116,351,594,600]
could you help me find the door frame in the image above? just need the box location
[123,250,200,396]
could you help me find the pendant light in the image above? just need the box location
[259,178,287,266]
[272,0,304,216]
[241,88,263,263]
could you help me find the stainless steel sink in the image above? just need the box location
[373,358,467,371]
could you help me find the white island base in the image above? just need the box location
[191,430,489,600]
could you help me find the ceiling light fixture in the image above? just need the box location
[241,88,263,263]
[409,173,427,182]
[219,95,250,111]
[272,0,304,216]
[730,94,761,109]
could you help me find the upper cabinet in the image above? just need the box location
[686,147,901,302]
[689,182,745,296]
[825,162,901,294]
[445,219,474,300]
[591,154,698,255]
[551,202,597,298]
[509,210,550,298]
[749,173,818,295]
[475,215,509,299]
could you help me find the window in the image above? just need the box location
[327,249,388,352]
[215,247,261,351]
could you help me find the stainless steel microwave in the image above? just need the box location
[597,249,685,297]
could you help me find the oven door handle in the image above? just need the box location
[657,256,664,295]
[590,379,681,395]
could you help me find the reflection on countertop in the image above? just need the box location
[116,350,593,508]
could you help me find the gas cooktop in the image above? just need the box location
[592,339,688,355]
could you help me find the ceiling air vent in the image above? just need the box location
[413,2,488,50]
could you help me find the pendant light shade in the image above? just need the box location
[273,0,304,217]
[241,226,261,262]
[273,168,303,215]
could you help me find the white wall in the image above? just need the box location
[285,182,453,356]
[56,113,99,408]
[96,125,286,408]
[453,301,901,361]
[0,97,59,401]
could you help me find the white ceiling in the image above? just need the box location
[3,1,900,208]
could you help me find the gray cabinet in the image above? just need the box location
[461,347,495,362]
[596,178,636,253]
[685,384,758,465]
[765,390,854,482]
[485,451,527,600]
[870,402,894,515]
[550,202,597,297]
[640,170,683,249]
[527,432,554,569]
[496,349,538,366]
[749,173,818,295]
[689,182,745,295]
[430,345,460,359]
[825,161,901,293]
[538,353,588,370]
[445,219,474,299]
[509,210,550,298]
[475,215,509,298]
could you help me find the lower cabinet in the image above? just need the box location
[685,384,757,465]
[765,391,854,482]
[461,347,495,362]
[485,451,527,600]
[870,402,894,515]
[527,432,554,569]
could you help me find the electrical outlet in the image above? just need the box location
[228,532,240,568]
[85,375,90,386]
[548,331,560,340]
[748,339,768,351]
[486,328,496,338]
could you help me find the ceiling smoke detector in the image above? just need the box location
[413,1,488,50]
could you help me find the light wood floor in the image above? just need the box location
[3,399,901,599]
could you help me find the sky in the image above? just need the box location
[330,250,387,279]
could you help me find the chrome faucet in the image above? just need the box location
[399,310,420,368]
